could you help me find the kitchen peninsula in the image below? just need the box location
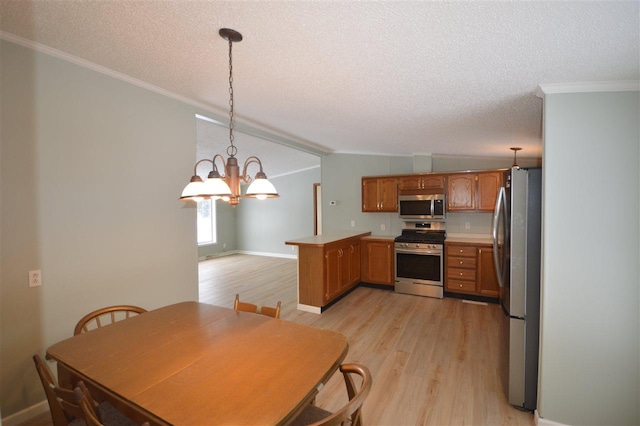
[286,231,371,313]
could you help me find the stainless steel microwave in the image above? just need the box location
[398,194,446,220]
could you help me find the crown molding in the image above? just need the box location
[0,30,330,157]
[535,80,640,98]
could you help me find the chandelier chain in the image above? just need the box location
[227,38,237,158]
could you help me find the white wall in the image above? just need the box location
[538,90,639,425]
[0,40,199,417]
[235,167,321,256]
[320,153,413,236]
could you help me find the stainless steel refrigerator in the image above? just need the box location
[492,167,541,411]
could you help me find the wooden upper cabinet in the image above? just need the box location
[398,174,445,194]
[447,173,476,211]
[362,177,398,212]
[477,171,502,211]
[362,178,379,212]
[446,171,502,212]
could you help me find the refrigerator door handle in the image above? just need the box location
[492,186,506,288]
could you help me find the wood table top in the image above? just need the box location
[47,301,349,425]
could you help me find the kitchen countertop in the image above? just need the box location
[361,235,396,241]
[445,234,493,245]
[285,231,371,247]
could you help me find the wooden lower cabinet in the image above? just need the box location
[360,238,394,286]
[325,240,361,303]
[287,232,370,310]
[477,246,499,297]
[445,242,499,298]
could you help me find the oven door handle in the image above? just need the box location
[395,248,442,255]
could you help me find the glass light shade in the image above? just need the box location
[245,178,279,199]
[179,177,205,202]
[201,177,233,198]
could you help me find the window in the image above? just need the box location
[197,199,216,245]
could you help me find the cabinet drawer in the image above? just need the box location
[446,279,476,293]
[448,256,476,269]
[447,246,476,257]
[447,268,476,281]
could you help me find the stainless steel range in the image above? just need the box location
[394,223,446,298]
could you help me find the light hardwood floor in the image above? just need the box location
[198,254,534,426]
[22,254,534,426]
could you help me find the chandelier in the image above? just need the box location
[180,28,279,206]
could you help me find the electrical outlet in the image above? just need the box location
[380,224,386,231]
[29,270,42,287]
[351,220,356,227]
[465,222,471,230]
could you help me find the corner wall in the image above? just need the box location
[538,90,639,425]
[0,40,199,418]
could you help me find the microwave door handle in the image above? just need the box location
[492,186,505,288]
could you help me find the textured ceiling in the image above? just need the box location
[1,1,638,171]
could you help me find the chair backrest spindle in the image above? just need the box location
[74,305,147,335]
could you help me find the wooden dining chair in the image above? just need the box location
[33,354,78,426]
[260,301,282,319]
[73,381,142,426]
[33,355,137,426]
[74,305,147,335]
[233,294,258,314]
[290,363,372,426]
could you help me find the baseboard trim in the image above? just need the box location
[2,400,49,426]
[199,250,298,261]
[297,303,321,314]
[236,250,297,260]
[198,250,238,261]
[535,410,569,426]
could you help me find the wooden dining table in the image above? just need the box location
[46,301,349,425]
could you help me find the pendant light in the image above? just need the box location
[179,28,279,206]
[510,147,522,168]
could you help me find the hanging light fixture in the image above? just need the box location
[179,28,279,206]
[510,147,522,168]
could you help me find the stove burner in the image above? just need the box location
[394,230,446,244]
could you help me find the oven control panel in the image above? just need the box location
[395,243,442,250]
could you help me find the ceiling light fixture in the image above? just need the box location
[510,147,522,168]
[180,28,279,206]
